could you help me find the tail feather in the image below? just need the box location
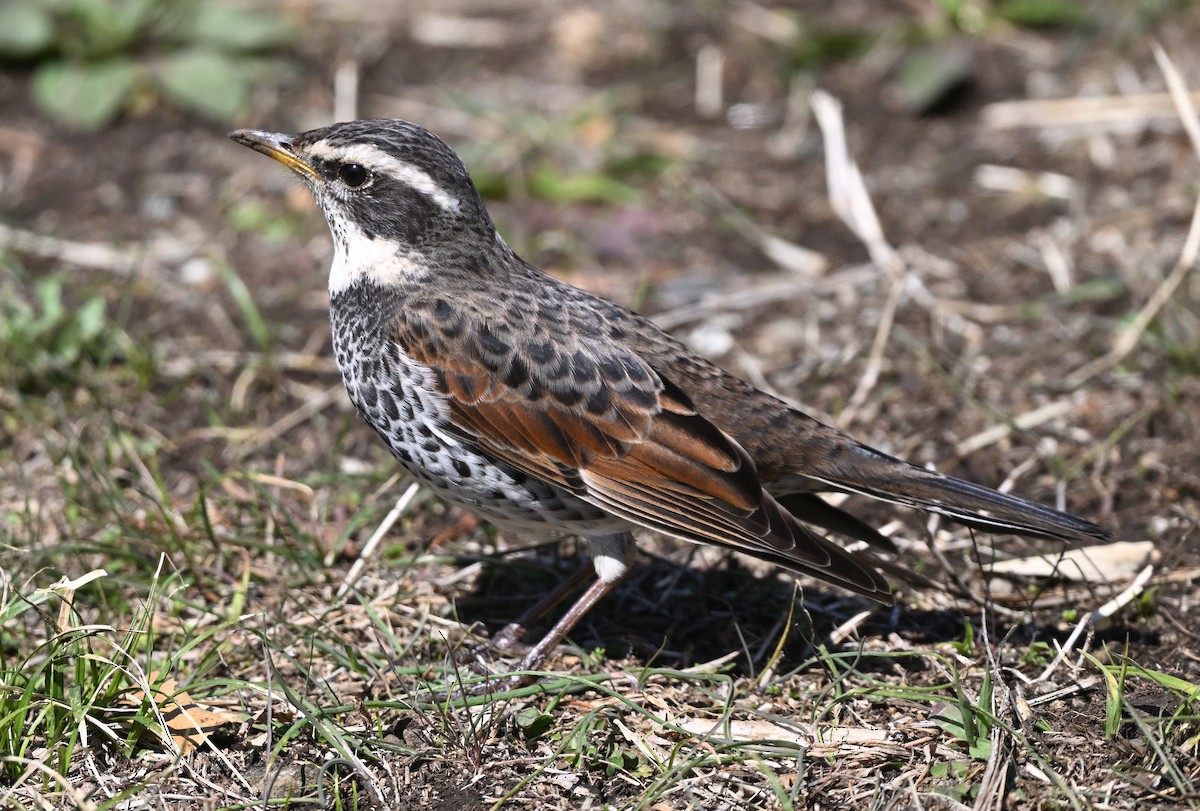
[775,492,899,553]
[806,458,1110,543]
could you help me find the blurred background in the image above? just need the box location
[1,1,1198,808]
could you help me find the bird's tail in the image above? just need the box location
[801,444,1110,543]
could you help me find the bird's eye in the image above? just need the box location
[337,163,369,188]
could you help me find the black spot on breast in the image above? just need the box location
[382,395,399,421]
[624,359,650,382]
[554,386,584,407]
[543,352,570,378]
[441,314,465,339]
[452,459,470,478]
[574,317,602,338]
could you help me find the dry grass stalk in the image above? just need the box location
[1066,44,1200,388]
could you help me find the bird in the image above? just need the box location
[230,119,1110,688]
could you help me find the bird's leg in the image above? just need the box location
[442,533,633,695]
[501,575,619,684]
[429,574,621,700]
[488,561,596,654]
[478,532,635,655]
[484,532,633,688]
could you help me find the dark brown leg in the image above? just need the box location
[489,562,596,653]
[477,575,619,692]
[431,533,635,698]
[510,575,618,675]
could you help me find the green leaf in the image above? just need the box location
[604,150,671,181]
[213,256,271,351]
[787,26,874,72]
[893,42,975,115]
[35,278,66,339]
[1108,659,1200,698]
[994,0,1089,28]
[529,164,638,205]
[67,0,159,57]
[153,49,250,122]
[188,4,297,51]
[31,57,137,130]
[515,707,551,739]
[75,296,107,343]
[0,3,55,58]
[931,703,993,760]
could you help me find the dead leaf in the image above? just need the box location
[986,541,1155,583]
[124,678,245,754]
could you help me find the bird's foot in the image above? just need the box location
[451,621,532,669]
[416,575,620,703]
[488,621,533,655]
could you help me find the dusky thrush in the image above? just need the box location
[231,120,1110,688]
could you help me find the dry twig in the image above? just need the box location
[810,90,905,422]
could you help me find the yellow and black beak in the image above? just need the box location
[228,129,318,180]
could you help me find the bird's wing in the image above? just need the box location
[633,338,1111,544]
[391,308,892,603]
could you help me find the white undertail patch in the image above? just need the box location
[589,534,635,583]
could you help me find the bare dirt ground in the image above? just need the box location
[2,1,1199,809]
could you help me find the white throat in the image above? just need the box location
[326,216,429,294]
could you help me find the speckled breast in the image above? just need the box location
[329,289,627,538]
